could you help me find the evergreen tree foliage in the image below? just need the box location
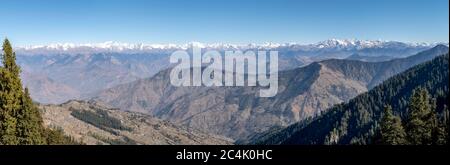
[16,88,45,144]
[444,106,450,144]
[0,39,23,144]
[406,88,437,145]
[43,127,80,145]
[1,38,79,145]
[380,105,407,145]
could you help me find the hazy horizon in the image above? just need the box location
[0,0,448,46]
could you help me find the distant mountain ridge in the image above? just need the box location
[345,54,395,62]
[93,45,448,140]
[16,39,439,55]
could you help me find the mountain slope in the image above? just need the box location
[94,45,448,140]
[253,53,449,145]
[345,54,395,62]
[17,52,172,103]
[39,100,232,145]
[21,71,80,104]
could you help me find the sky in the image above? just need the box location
[0,0,448,46]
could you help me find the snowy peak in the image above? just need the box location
[15,39,445,55]
[19,41,181,52]
[315,39,383,49]
[313,39,434,50]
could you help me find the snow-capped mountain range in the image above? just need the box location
[15,39,446,55]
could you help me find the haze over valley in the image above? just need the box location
[12,40,449,142]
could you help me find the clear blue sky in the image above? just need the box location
[0,0,448,46]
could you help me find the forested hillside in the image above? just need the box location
[252,53,449,145]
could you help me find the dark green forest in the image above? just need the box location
[70,107,133,134]
[253,53,449,145]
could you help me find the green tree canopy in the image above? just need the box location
[1,38,77,145]
[380,105,407,145]
[406,87,437,145]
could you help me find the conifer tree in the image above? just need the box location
[444,106,450,143]
[0,38,22,145]
[1,39,21,76]
[433,106,448,145]
[17,88,45,144]
[433,123,447,145]
[406,87,437,145]
[380,105,407,145]
[0,38,47,145]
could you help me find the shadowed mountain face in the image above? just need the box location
[252,53,449,145]
[94,45,448,139]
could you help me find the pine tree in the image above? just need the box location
[0,38,22,144]
[16,88,45,144]
[433,124,447,145]
[1,39,21,76]
[444,106,450,144]
[43,128,80,145]
[380,105,407,145]
[0,38,47,145]
[433,106,448,145]
[406,87,437,145]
